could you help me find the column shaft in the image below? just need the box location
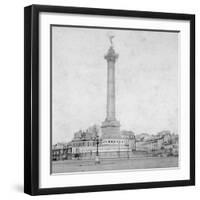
[107,61,115,121]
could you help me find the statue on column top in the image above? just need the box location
[109,35,115,47]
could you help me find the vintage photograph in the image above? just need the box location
[50,25,179,174]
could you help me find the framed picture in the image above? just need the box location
[24,4,195,195]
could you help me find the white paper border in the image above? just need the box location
[39,12,190,188]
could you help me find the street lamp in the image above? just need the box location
[95,135,100,164]
[127,142,130,159]
[126,136,130,159]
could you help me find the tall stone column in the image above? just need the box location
[105,46,118,121]
[101,40,120,139]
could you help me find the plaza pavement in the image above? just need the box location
[52,156,178,173]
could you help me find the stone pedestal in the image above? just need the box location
[101,119,120,139]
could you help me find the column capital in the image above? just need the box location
[104,46,118,62]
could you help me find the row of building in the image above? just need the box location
[52,126,178,161]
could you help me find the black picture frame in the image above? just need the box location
[24,4,195,196]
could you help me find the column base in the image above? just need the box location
[101,119,120,139]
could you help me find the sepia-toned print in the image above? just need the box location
[51,25,179,174]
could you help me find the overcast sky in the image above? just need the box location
[52,26,179,144]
